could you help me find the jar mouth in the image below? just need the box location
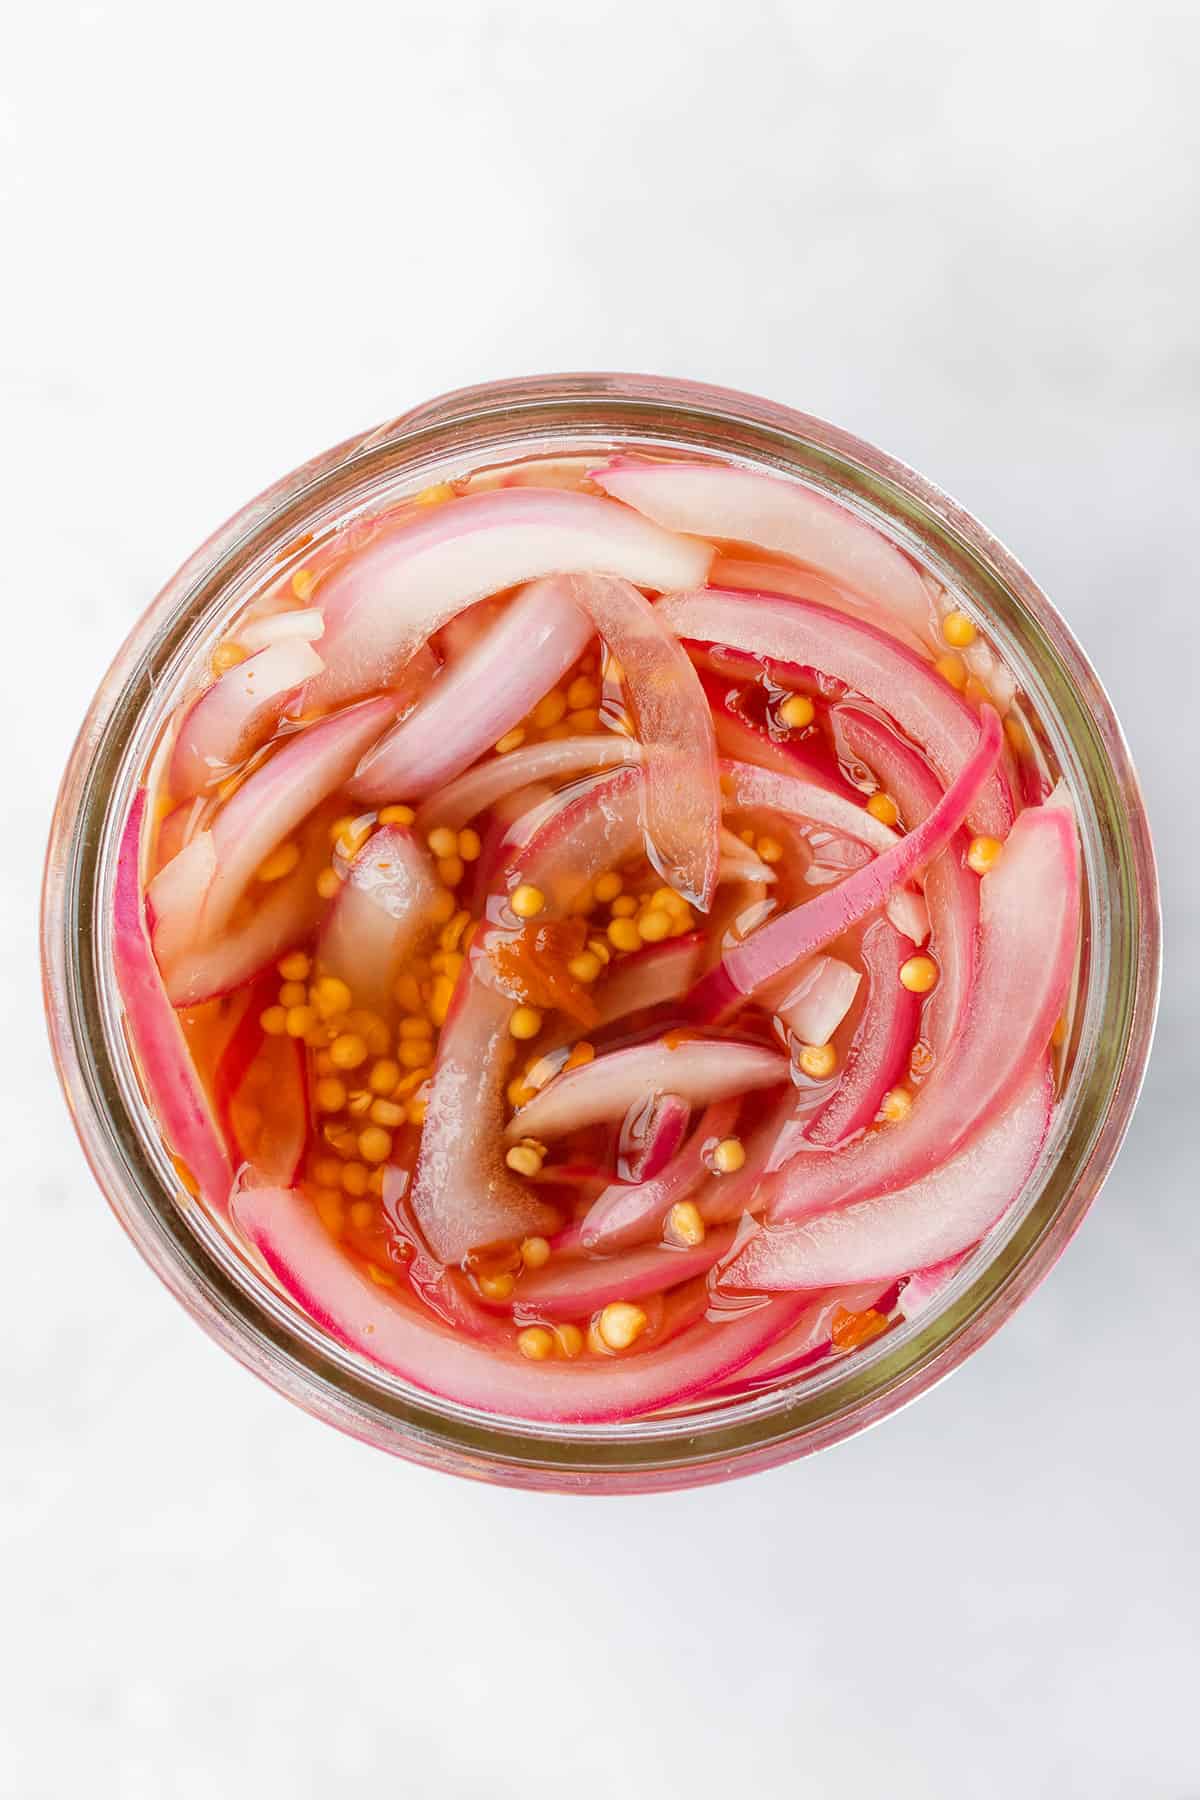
[42,372,1161,1492]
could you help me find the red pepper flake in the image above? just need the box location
[830,1305,890,1352]
[488,920,598,1027]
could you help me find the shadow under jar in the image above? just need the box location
[42,373,1160,1494]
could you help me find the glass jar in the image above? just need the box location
[41,373,1160,1494]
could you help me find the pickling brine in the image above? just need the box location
[114,450,1080,1423]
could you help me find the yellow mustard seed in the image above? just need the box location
[256,841,301,883]
[509,1006,543,1041]
[798,1043,838,1079]
[866,793,899,827]
[511,883,545,919]
[899,955,939,994]
[942,610,978,648]
[778,693,815,729]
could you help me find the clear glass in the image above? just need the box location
[41,373,1161,1493]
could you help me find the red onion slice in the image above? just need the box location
[236,606,325,653]
[350,580,593,804]
[183,695,396,942]
[773,954,862,1047]
[834,705,979,1065]
[169,639,324,799]
[564,573,721,907]
[317,825,442,1011]
[660,588,1014,838]
[619,1091,691,1182]
[507,1039,787,1143]
[412,768,645,1262]
[580,1099,739,1250]
[801,919,920,1149]
[763,789,1079,1224]
[112,792,234,1209]
[509,1224,739,1320]
[726,1063,1052,1289]
[711,554,930,653]
[303,487,713,710]
[592,457,935,640]
[160,830,328,1008]
[146,830,217,972]
[415,734,638,834]
[689,707,1002,1019]
[720,757,898,856]
[215,1002,309,1189]
[233,1183,811,1422]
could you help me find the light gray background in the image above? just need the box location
[3,3,1197,1795]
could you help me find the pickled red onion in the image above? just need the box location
[801,918,920,1149]
[763,790,1079,1225]
[507,1039,787,1143]
[112,792,233,1209]
[350,580,593,804]
[317,825,442,1011]
[414,734,638,834]
[564,573,721,908]
[592,457,935,640]
[170,638,325,799]
[189,695,396,941]
[234,1183,812,1423]
[688,707,1003,1019]
[659,588,1014,838]
[510,1223,739,1320]
[726,1063,1052,1290]
[304,486,714,710]
[580,1099,740,1250]
[412,768,645,1262]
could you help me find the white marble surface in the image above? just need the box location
[3,2,1198,1794]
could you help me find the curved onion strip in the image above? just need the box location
[720,757,898,856]
[506,1039,788,1144]
[834,705,979,1065]
[701,669,857,797]
[719,825,777,885]
[564,573,720,907]
[216,1003,309,1189]
[763,791,1079,1225]
[186,695,396,941]
[802,919,920,1149]
[885,886,929,944]
[112,792,234,1209]
[155,797,207,869]
[303,486,713,710]
[898,1253,970,1320]
[773,954,861,1048]
[161,830,328,1008]
[170,639,325,799]
[711,554,929,652]
[704,1281,896,1398]
[592,457,935,640]
[146,830,217,972]
[233,1184,811,1423]
[350,581,593,804]
[508,1223,739,1321]
[317,825,442,1011]
[236,606,325,653]
[581,1100,739,1250]
[727,1063,1052,1289]
[620,1091,691,1182]
[411,768,645,1263]
[688,708,1002,1020]
[659,588,1014,838]
[415,734,639,834]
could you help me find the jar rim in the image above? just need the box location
[41,372,1162,1493]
